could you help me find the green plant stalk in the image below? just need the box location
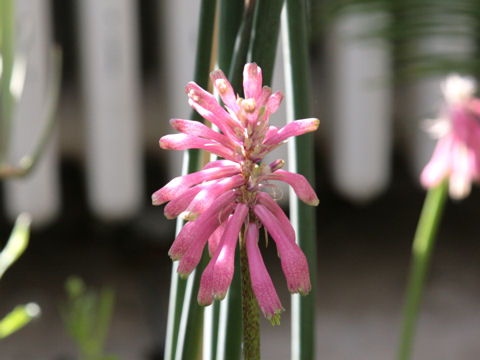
[249,0,285,86]
[239,229,260,360]
[396,180,448,360]
[0,0,15,164]
[282,1,317,359]
[163,1,216,359]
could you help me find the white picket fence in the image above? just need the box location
[2,1,474,226]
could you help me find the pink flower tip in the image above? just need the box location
[268,309,284,326]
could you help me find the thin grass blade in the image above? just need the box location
[282,1,317,359]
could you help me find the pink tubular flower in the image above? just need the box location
[153,63,319,323]
[421,74,480,199]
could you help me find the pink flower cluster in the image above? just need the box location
[421,75,480,199]
[153,63,319,323]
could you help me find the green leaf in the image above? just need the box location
[218,0,244,72]
[249,0,285,86]
[163,1,217,359]
[282,1,318,359]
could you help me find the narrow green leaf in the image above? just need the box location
[94,287,115,354]
[164,259,188,360]
[203,300,220,360]
[249,0,285,86]
[227,0,257,93]
[174,249,209,360]
[163,1,217,359]
[282,1,318,359]
[0,213,31,280]
[218,0,244,71]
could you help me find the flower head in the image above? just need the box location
[421,74,480,199]
[153,63,319,323]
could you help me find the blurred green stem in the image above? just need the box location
[0,303,40,339]
[397,180,448,360]
[0,0,15,164]
[282,1,317,359]
[0,213,31,280]
[0,47,62,179]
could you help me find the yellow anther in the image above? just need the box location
[215,79,228,94]
[242,98,256,113]
[188,89,199,102]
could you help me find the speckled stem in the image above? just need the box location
[239,227,261,360]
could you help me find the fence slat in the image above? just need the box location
[327,11,392,201]
[4,0,60,226]
[78,0,143,220]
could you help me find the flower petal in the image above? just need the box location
[199,204,248,302]
[245,222,284,324]
[211,69,239,113]
[243,63,262,100]
[176,202,236,277]
[449,141,473,199]
[208,220,227,257]
[152,164,240,205]
[168,190,237,261]
[256,192,295,243]
[265,91,283,117]
[186,82,241,138]
[184,174,245,220]
[169,119,236,149]
[164,184,204,219]
[264,118,319,145]
[266,169,319,206]
[211,203,248,300]
[159,134,236,161]
[420,135,454,189]
[202,159,239,170]
[254,204,311,295]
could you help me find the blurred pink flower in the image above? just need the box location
[421,75,480,199]
[153,63,319,323]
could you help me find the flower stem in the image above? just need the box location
[397,180,449,360]
[239,229,260,360]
